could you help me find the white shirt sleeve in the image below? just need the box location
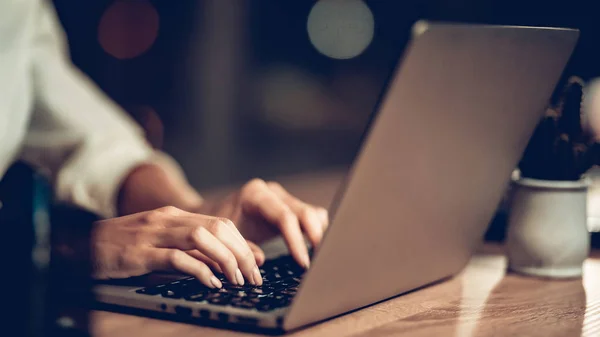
[18,2,155,218]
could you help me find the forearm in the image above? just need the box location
[117,163,204,215]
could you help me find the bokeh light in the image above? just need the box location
[98,0,159,60]
[307,0,374,60]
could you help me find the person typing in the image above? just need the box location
[0,0,328,289]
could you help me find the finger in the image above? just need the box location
[267,182,325,249]
[241,181,310,268]
[154,211,216,228]
[186,250,223,274]
[146,248,222,289]
[185,218,265,285]
[247,241,266,266]
[295,207,323,250]
[153,223,243,285]
[172,213,249,249]
[221,217,257,252]
[316,207,329,231]
[154,205,187,216]
[208,218,263,286]
[94,210,148,226]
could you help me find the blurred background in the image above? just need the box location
[52,0,597,191]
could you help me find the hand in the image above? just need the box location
[198,179,329,269]
[92,206,265,288]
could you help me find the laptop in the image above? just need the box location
[94,21,579,332]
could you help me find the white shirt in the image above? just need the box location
[0,0,155,218]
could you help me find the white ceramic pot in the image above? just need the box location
[506,176,591,278]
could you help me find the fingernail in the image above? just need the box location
[210,275,222,289]
[235,268,245,286]
[303,255,311,269]
[253,266,263,286]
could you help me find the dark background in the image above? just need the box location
[52,0,599,190]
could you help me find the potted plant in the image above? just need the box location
[506,77,600,278]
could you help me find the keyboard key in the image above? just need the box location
[184,292,207,301]
[250,287,265,294]
[208,297,230,305]
[256,303,274,312]
[147,253,304,309]
[268,293,287,301]
[230,297,260,308]
[136,284,165,295]
[224,284,246,291]
[245,292,263,299]
[255,297,289,311]
[135,287,159,295]
[178,282,203,295]
[206,292,232,305]
[280,288,297,296]
[260,285,278,293]
[231,301,256,309]
[162,289,182,299]
[163,281,209,299]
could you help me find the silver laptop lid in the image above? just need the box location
[284,21,579,330]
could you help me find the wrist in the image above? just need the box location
[117,163,203,215]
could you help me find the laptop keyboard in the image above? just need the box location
[135,254,304,312]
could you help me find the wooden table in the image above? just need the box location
[91,169,600,337]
